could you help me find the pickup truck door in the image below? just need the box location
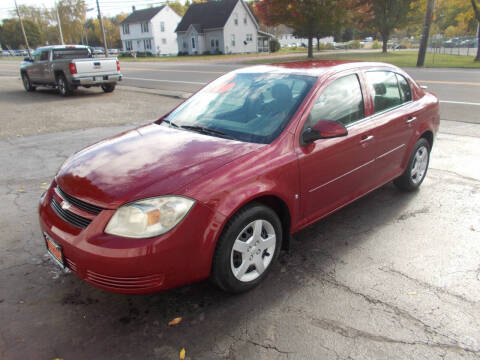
[30,50,49,83]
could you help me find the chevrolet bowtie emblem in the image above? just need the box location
[61,200,71,210]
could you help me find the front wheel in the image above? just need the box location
[101,83,116,93]
[56,74,73,97]
[211,203,282,293]
[394,138,430,191]
[21,73,35,92]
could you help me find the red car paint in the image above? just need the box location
[38,61,439,293]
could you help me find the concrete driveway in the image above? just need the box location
[0,69,479,360]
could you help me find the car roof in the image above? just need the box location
[35,45,90,51]
[237,60,402,78]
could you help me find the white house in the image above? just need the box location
[175,0,272,55]
[119,5,181,56]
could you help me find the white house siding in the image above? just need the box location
[150,6,180,55]
[120,6,180,55]
[179,26,208,55]
[205,29,224,54]
[223,0,258,54]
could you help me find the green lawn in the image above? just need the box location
[245,50,480,68]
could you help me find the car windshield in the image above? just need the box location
[161,72,316,144]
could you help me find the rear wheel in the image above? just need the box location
[21,73,35,92]
[394,138,430,191]
[211,203,282,293]
[101,83,116,93]
[56,74,73,97]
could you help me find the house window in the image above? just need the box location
[125,40,132,50]
[211,39,215,47]
[191,37,196,49]
[162,38,167,44]
[183,41,187,49]
[215,39,219,47]
[234,14,238,25]
[244,16,247,25]
[231,34,235,46]
[246,34,252,41]
[143,39,152,50]
[141,22,149,33]
[161,22,165,32]
[122,23,130,35]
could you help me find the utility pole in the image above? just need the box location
[14,0,31,57]
[55,3,64,45]
[417,0,436,67]
[96,0,109,57]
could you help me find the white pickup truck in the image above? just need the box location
[20,45,122,96]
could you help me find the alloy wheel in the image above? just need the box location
[410,145,429,185]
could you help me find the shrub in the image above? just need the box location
[214,48,223,55]
[372,40,382,49]
[269,39,281,52]
[349,40,363,49]
[202,50,211,55]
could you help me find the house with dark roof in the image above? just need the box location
[175,0,272,55]
[120,5,181,55]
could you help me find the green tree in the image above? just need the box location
[1,18,42,49]
[254,0,367,58]
[362,0,414,53]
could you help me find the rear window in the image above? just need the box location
[52,48,91,60]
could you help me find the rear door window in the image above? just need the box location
[307,74,365,127]
[365,71,402,113]
[39,50,49,61]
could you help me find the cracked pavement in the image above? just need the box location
[0,76,480,360]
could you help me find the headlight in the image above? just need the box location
[105,196,195,238]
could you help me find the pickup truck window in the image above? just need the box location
[53,49,91,60]
[40,50,49,61]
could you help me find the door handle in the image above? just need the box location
[360,135,374,143]
[406,116,417,124]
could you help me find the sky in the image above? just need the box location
[0,0,183,21]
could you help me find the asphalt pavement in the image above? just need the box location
[0,58,479,360]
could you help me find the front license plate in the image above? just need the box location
[44,233,65,269]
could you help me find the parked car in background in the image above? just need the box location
[108,48,119,54]
[20,45,122,96]
[39,60,439,294]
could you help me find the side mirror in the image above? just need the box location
[24,57,33,62]
[301,119,348,145]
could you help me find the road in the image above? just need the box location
[0,59,479,360]
[2,58,479,126]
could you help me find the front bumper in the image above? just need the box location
[72,74,122,86]
[38,184,225,294]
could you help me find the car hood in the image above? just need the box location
[56,124,263,208]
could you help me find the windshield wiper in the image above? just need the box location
[162,119,180,128]
[180,125,235,140]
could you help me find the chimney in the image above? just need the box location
[132,6,136,12]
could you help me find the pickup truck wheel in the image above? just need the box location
[211,203,282,293]
[56,74,73,97]
[101,83,116,93]
[21,73,36,92]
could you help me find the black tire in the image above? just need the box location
[211,203,282,293]
[394,138,430,191]
[56,74,73,97]
[21,72,36,92]
[101,83,116,93]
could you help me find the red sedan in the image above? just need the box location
[39,60,439,294]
